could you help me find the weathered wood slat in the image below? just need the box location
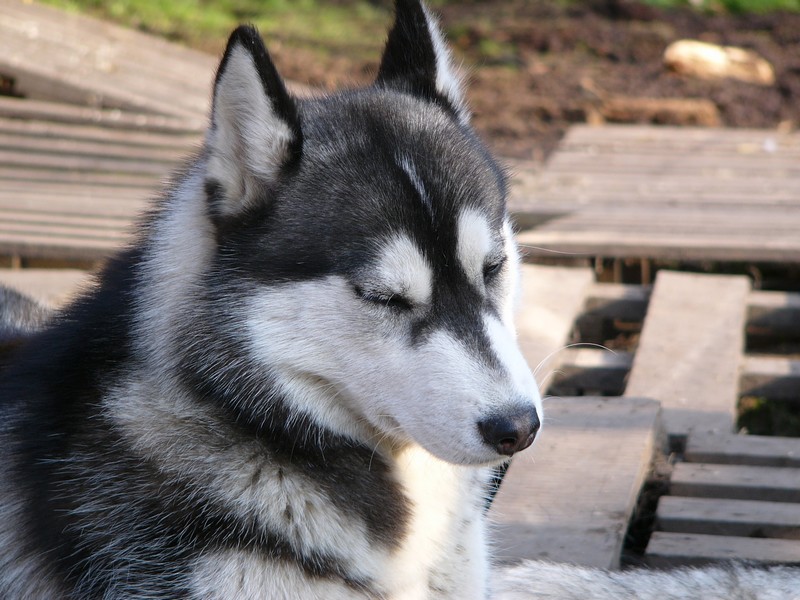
[670,463,800,503]
[0,97,203,134]
[0,148,176,176]
[0,208,132,230]
[490,396,660,569]
[549,347,632,395]
[646,531,800,566]
[656,495,800,539]
[748,291,800,337]
[563,124,800,147]
[576,285,800,341]
[0,165,160,187]
[0,232,121,261]
[740,356,800,401]
[515,265,594,389]
[0,4,213,119]
[625,271,748,442]
[0,130,187,162]
[519,228,800,262]
[583,283,650,321]
[685,434,800,468]
[511,124,800,262]
[547,152,800,173]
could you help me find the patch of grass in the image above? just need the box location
[39,0,390,55]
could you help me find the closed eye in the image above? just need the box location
[483,256,506,283]
[354,286,413,311]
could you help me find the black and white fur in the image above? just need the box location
[0,1,541,597]
[3,2,800,598]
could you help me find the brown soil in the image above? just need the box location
[271,0,800,162]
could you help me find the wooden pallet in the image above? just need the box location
[542,269,800,567]
[490,395,660,569]
[512,124,800,263]
[648,434,800,566]
[0,101,198,262]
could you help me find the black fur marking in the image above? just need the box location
[376,0,461,120]
[213,25,303,166]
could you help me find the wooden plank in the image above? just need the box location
[583,283,650,321]
[0,231,122,261]
[0,165,159,187]
[0,268,91,307]
[686,433,800,468]
[625,271,749,442]
[510,124,800,263]
[562,124,800,149]
[0,148,175,176]
[547,152,800,174]
[670,463,800,503]
[515,265,594,389]
[748,291,800,337]
[646,531,800,566]
[549,347,632,395]
[740,356,800,401]
[579,288,800,339]
[0,97,203,134]
[0,130,188,162]
[656,496,800,539]
[489,396,660,568]
[518,222,800,263]
[0,4,214,119]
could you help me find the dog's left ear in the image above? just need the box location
[206,26,302,218]
[376,0,469,125]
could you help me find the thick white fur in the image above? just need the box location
[456,208,494,286]
[373,234,434,307]
[206,44,295,215]
[495,560,800,600]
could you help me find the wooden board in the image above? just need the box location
[489,396,660,568]
[624,271,748,443]
[0,1,214,121]
[748,290,800,337]
[0,268,91,307]
[686,433,800,468]
[515,265,594,390]
[548,347,632,396]
[646,531,800,566]
[656,496,800,539]
[740,356,800,401]
[670,462,800,503]
[511,124,800,263]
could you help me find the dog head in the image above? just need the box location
[192,0,541,466]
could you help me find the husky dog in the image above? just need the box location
[0,0,542,597]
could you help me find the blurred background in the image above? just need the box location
[37,0,800,162]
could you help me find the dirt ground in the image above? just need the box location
[271,0,800,162]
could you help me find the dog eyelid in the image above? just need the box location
[483,255,506,282]
[353,285,413,311]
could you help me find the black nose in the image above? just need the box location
[478,405,540,456]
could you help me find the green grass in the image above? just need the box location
[39,0,391,55]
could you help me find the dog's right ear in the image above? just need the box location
[206,26,302,219]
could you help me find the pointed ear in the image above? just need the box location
[376,0,469,125]
[206,26,302,218]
